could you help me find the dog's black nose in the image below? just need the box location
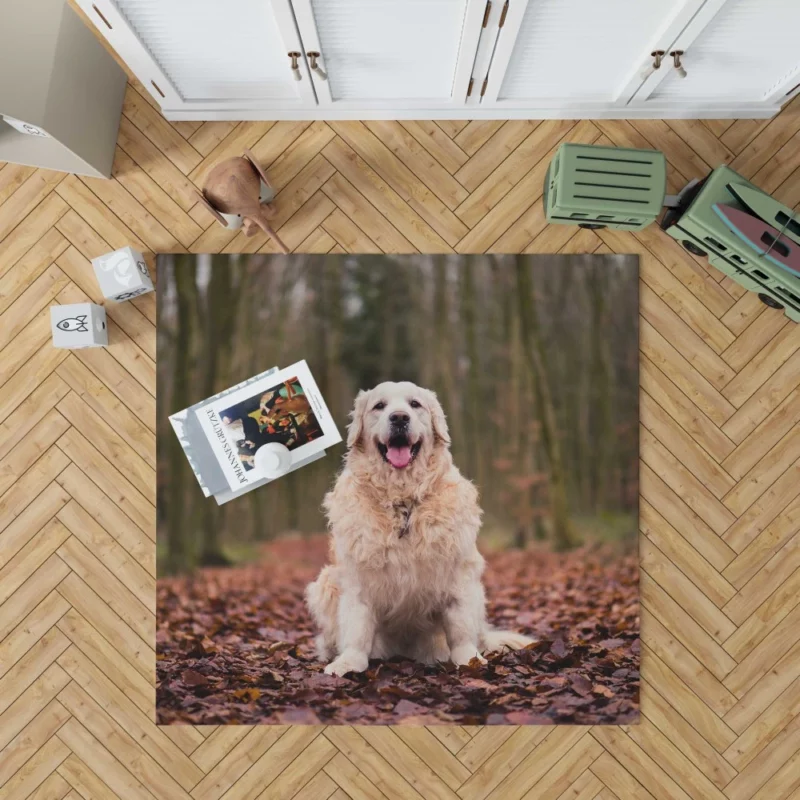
[390,412,410,425]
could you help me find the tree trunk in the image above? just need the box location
[460,259,481,484]
[324,255,345,415]
[433,257,459,457]
[197,257,233,567]
[165,260,193,573]
[515,257,578,550]
[589,267,614,512]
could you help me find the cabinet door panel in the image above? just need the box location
[644,0,800,104]
[292,0,485,107]
[483,0,704,108]
[77,0,315,110]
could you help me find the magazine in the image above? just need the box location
[193,360,341,492]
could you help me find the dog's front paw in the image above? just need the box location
[324,651,369,676]
[450,644,487,667]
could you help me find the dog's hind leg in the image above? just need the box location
[443,574,488,666]
[369,630,392,660]
[305,566,339,660]
[314,633,335,661]
[411,626,451,664]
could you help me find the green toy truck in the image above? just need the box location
[659,165,800,323]
[543,143,667,232]
[544,142,800,322]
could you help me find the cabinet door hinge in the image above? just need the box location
[499,0,509,27]
[480,77,488,97]
[482,0,492,27]
[467,77,475,97]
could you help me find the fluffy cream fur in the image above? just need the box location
[305,381,534,676]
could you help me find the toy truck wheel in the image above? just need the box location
[758,293,784,310]
[682,240,707,257]
[578,223,606,230]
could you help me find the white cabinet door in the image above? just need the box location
[290,0,486,109]
[632,0,800,109]
[479,0,706,111]
[75,0,316,112]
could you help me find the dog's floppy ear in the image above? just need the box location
[427,389,451,446]
[347,390,370,449]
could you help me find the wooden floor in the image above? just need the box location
[1,78,800,800]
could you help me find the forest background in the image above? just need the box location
[156,253,639,574]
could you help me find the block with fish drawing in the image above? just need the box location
[50,303,108,349]
[91,246,154,301]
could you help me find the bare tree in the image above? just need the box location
[515,256,579,550]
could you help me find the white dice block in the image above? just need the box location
[91,246,154,302]
[51,303,108,349]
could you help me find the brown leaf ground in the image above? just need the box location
[156,536,639,725]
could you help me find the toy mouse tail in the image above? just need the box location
[253,213,289,254]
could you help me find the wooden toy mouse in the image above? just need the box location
[195,149,289,254]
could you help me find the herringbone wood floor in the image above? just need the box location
[2,69,800,799]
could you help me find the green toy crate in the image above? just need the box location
[544,143,667,231]
[660,165,800,322]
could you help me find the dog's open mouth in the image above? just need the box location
[377,434,422,469]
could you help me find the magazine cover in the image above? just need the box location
[194,360,341,491]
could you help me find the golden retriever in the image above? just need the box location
[306,381,534,676]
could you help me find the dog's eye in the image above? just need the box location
[409,400,422,409]
[373,401,386,411]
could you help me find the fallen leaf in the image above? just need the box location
[232,688,261,702]
[267,641,294,654]
[394,699,431,718]
[463,678,494,691]
[570,674,592,696]
[181,669,209,687]
[550,639,568,659]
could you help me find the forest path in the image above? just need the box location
[156,536,639,725]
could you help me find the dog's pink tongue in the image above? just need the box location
[387,445,412,469]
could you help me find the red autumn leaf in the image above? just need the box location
[394,699,431,718]
[550,638,568,659]
[462,678,494,691]
[593,683,615,698]
[181,669,209,687]
[570,674,593,696]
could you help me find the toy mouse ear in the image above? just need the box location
[243,149,273,192]
[195,190,229,227]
